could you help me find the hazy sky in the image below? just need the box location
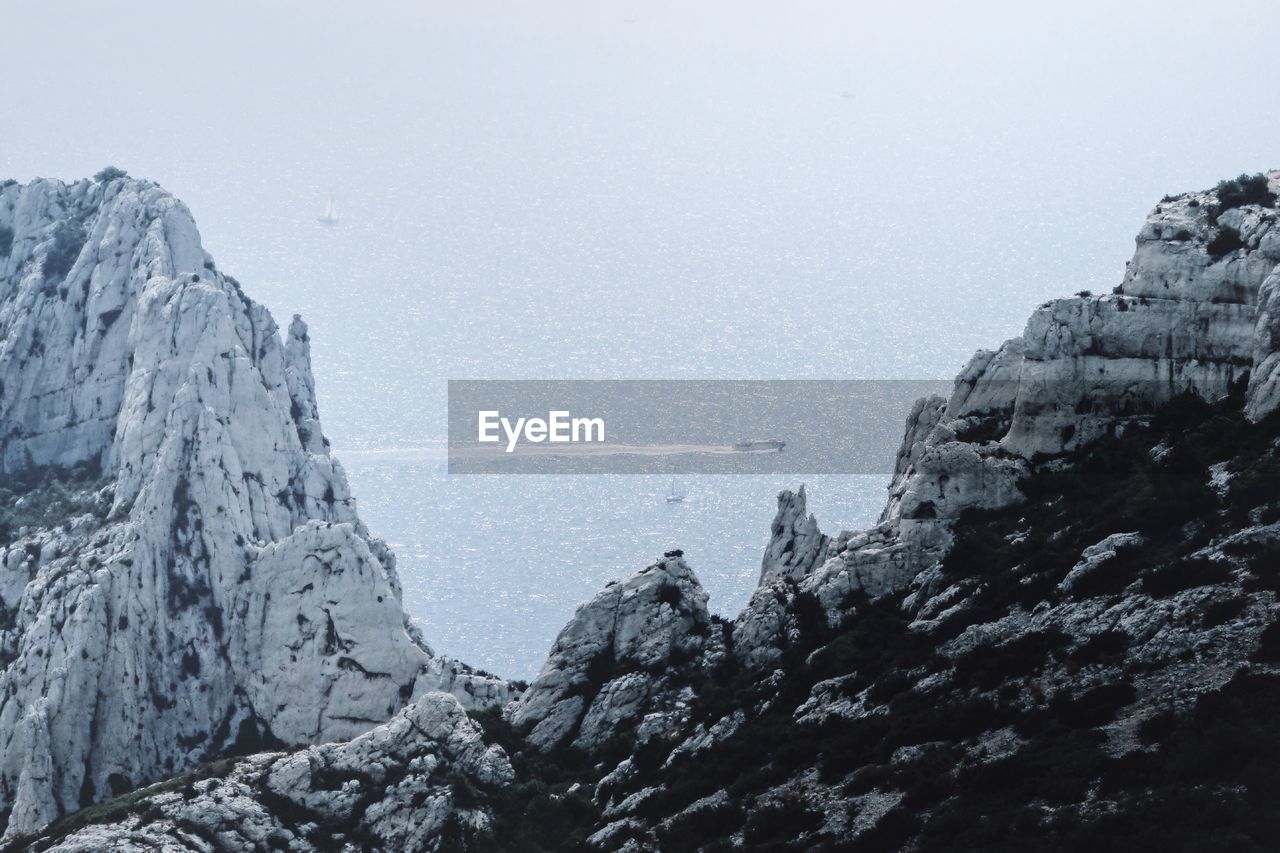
[3,0,1277,445]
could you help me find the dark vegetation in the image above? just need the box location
[0,225,12,257]
[1208,225,1246,259]
[93,166,128,183]
[0,461,110,548]
[845,393,1280,851]
[43,221,86,280]
[1215,173,1277,214]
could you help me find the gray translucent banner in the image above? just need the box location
[447,380,952,474]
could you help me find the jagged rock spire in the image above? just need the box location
[760,485,829,583]
[0,176,514,839]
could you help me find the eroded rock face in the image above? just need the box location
[34,693,512,853]
[1005,175,1280,454]
[506,556,716,752]
[848,173,1279,586]
[1246,268,1280,420]
[0,176,512,839]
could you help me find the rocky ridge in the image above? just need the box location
[13,170,1280,851]
[32,693,511,853]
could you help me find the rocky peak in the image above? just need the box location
[0,175,513,840]
[1004,170,1280,456]
[506,555,716,752]
[725,171,1280,671]
[759,486,828,584]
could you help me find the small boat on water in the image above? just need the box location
[665,479,686,503]
[731,439,786,452]
[318,194,340,225]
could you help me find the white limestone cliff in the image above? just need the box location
[0,175,513,839]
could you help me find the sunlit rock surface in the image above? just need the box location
[0,176,512,840]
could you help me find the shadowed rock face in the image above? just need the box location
[0,176,513,840]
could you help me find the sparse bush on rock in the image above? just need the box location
[1207,225,1246,259]
[43,220,86,279]
[1215,172,1277,213]
[93,166,128,182]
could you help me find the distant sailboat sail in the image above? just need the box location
[318,194,339,225]
[666,479,686,503]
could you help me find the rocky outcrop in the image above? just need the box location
[29,693,512,852]
[1005,176,1280,454]
[759,486,828,584]
[506,555,717,752]
[485,171,1280,851]
[0,176,512,839]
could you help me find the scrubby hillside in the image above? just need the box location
[503,392,1279,852]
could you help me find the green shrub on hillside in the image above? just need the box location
[1215,172,1276,212]
[93,166,128,183]
[1207,226,1246,259]
[43,221,86,279]
[0,462,110,547]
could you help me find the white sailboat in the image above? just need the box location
[318,194,339,225]
[665,479,686,503]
